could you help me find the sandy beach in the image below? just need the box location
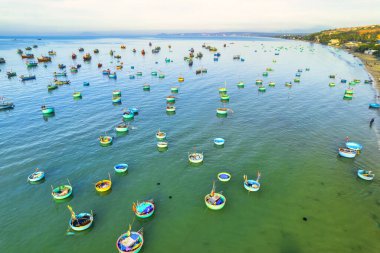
[353,52,380,92]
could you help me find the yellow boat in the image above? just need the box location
[95,173,112,193]
[178,76,184,82]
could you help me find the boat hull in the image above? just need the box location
[205,193,226,210]
[244,180,260,192]
[52,185,73,200]
[114,164,128,173]
[357,170,374,181]
[69,213,93,231]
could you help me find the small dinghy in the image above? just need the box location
[114,163,128,173]
[115,122,129,132]
[109,72,117,79]
[237,81,245,88]
[188,149,203,164]
[95,173,112,193]
[243,172,261,192]
[116,226,144,253]
[338,148,357,158]
[357,169,375,181]
[204,182,226,210]
[345,142,362,151]
[41,105,55,114]
[112,96,121,103]
[166,105,176,112]
[171,87,179,93]
[28,168,45,182]
[67,205,93,232]
[113,90,122,96]
[369,103,380,109]
[156,129,166,140]
[99,135,113,146]
[52,181,73,200]
[133,200,155,218]
[214,138,225,146]
[217,172,231,182]
[128,107,139,115]
[73,92,82,98]
[47,84,58,91]
[256,80,263,85]
[157,141,168,148]
[143,84,150,91]
[123,110,134,120]
[166,96,176,103]
[216,108,228,115]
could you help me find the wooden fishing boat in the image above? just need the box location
[236,81,245,88]
[20,75,36,81]
[72,53,77,60]
[70,66,78,73]
[54,79,70,85]
[218,87,227,93]
[294,78,300,83]
[214,138,225,146]
[96,63,102,68]
[48,50,56,55]
[295,73,301,77]
[243,172,261,192]
[357,170,375,181]
[0,97,15,110]
[220,94,230,101]
[136,72,142,76]
[141,49,146,55]
[109,72,117,79]
[132,49,136,53]
[53,71,67,77]
[345,89,354,94]
[188,149,203,164]
[94,49,99,53]
[115,122,128,132]
[217,172,231,182]
[52,183,73,200]
[37,56,51,62]
[25,46,32,51]
[83,53,91,61]
[78,47,84,52]
[157,141,168,148]
[216,108,228,115]
[285,82,292,87]
[41,105,55,114]
[47,84,58,91]
[67,205,93,231]
[114,55,122,59]
[345,142,362,151]
[256,80,263,85]
[343,94,353,99]
[128,107,138,115]
[349,81,356,86]
[73,92,82,98]
[7,71,17,78]
[369,103,380,109]
[158,73,165,79]
[143,84,150,91]
[95,173,112,192]
[354,79,360,84]
[156,129,166,140]
[268,81,276,87]
[27,169,45,182]
[120,45,126,49]
[205,183,226,210]
[26,61,38,67]
[166,96,175,103]
[258,86,266,92]
[114,163,128,173]
[329,74,335,79]
[99,135,113,146]
[171,87,179,93]
[116,226,144,253]
[166,105,176,112]
[151,71,157,76]
[338,148,356,158]
[116,65,123,70]
[329,82,336,87]
[17,49,23,54]
[178,76,184,82]
[133,200,155,218]
[123,110,134,120]
[21,53,34,59]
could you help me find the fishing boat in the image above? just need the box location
[116,65,123,70]
[157,141,168,148]
[133,200,155,218]
[17,49,23,54]
[345,142,362,152]
[51,182,73,200]
[120,45,126,49]
[97,63,102,68]
[268,81,276,87]
[136,72,142,76]
[151,71,157,76]
[47,84,58,91]
[262,72,268,77]
[27,169,45,182]
[258,86,266,92]
[256,80,263,85]
[285,82,292,87]
[220,94,230,101]
[345,89,354,95]
[67,205,93,231]
[48,50,56,55]
[338,148,357,158]
[112,96,121,103]
[112,90,121,96]
[6,71,17,78]
[83,53,91,61]
[95,173,112,193]
[70,66,78,73]
[143,84,150,91]
[114,55,122,59]
[349,81,356,86]
[0,97,15,110]
[166,105,176,112]
[78,48,84,52]
[294,78,300,83]
[83,81,90,86]
[233,55,240,60]
[102,69,111,75]
[114,163,128,173]
[237,81,245,88]
[129,75,135,79]
[329,82,336,87]
[53,71,67,77]
[41,105,55,114]
[58,64,66,69]
[26,61,38,67]
[25,46,32,51]
[343,94,353,100]
[204,183,226,210]
[73,92,82,98]
[20,75,36,81]
[354,79,360,84]
[128,107,138,115]
[188,149,203,164]
[115,122,128,132]
[178,76,184,82]
[329,74,335,79]
[214,138,225,146]
[158,73,165,79]
[94,49,99,53]
[37,56,51,62]
[243,172,261,192]
[217,172,231,182]
[123,110,134,120]
[141,49,146,55]
[72,53,77,59]
[109,72,117,79]
[54,79,70,85]
[116,226,144,253]
[171,87,179,93]
[216,108,228,115]
[369,103,380,109]
[156,129,166,140]
[357,170,375,181]
[99,135,113,146]
[166,96,175,103]
[21,53,34,59]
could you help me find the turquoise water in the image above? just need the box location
[0,37,379,253]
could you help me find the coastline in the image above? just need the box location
[351,52,380,93]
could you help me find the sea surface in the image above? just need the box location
[0,36,379,253]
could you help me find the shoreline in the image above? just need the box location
[350,52,380,94]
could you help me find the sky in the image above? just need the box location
[0,0,379,35]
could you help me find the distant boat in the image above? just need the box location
[357,169,374,181]
[217,172,231,182]
[188,148,203,164]
[20,75,36,81]
[51,181,73,200]
[369,103,380,109]
[114,163,128,173]
[21,54,34,59]
[37,56,51,62]
[156,129,166,140]
[0,97,15,110]
[95,173,112,193]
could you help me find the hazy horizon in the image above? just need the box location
[0,0,379,35]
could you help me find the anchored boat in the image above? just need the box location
[99,135,113,146]
[157,141,168,148]
[114,163,128,173]
[67,205,93,231]
[0,97,15,110]
[95,173,112,193]
[217,172,231,182]
[41,105,55,114]
[133,200,155,218]
[205,182,226,210]
[188,148,203,163]
[243,172,261,192]
[115,122,128,132]
[357,170,374,181]
[116,226,144,253]
[156,129,166,140]
[51,180,73,200]
[338,148,357,158]
[27,168,45,182]
[214,138,225,146]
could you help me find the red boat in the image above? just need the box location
[141,49,145,56]
[72,53,77,60]
[98,63,102,68]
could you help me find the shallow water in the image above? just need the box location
[0,37,380,253]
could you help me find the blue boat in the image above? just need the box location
[109,73,117,79]
[369,103,380,109]
[129,75,135,79]
[67,206,94,232]
[341,79,347,83]
[28,169,45,182]
[128,107,139,115]
[214,138,225,146]
[114,163,128,173]
[83,82,90,86]
[20,75,36,81]
[357,169,375,181]
[217,172,231,182]
[338,148,356,158]
[345,142,363,151]
[243,172,261,192]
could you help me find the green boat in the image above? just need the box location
[216,108,228,115]
[151,71,157,76]
[256,80,263,85]
[204,183,226,210]
[329,82,335,87]
[218,87,227,93]
[26,61,38,67]
[285,82,292,87]
[220,94,230,101]
[345,89,354,94]
[349,81,356,86]
[143,84,150,91]
[159,74,165,79]
[166,96,175,103]
[52,184,72,200]
[47,84,58,91]
[136,72,143,76]
[258,86,266,92]
[113,90,121,96]
[294,78,300,83]
[354,79,360,84]
[171,87,179,93]
[262,72,268,77]
[73,92,82,98]
[41,105,54,114]
[115,122,128,132]
[266,67,273,71]
[166,106,176,112]
[123,111,134,120]
[268,82,276,87]
[237,81,244,88]
[343,94,353,99]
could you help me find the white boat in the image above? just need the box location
[357,169,374,181]
[214,138,225,145]
[338,148,357,158]
[157,141,168,148]
[188,150,203,163]
[156,129,166,140]
[243,172,261,192]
